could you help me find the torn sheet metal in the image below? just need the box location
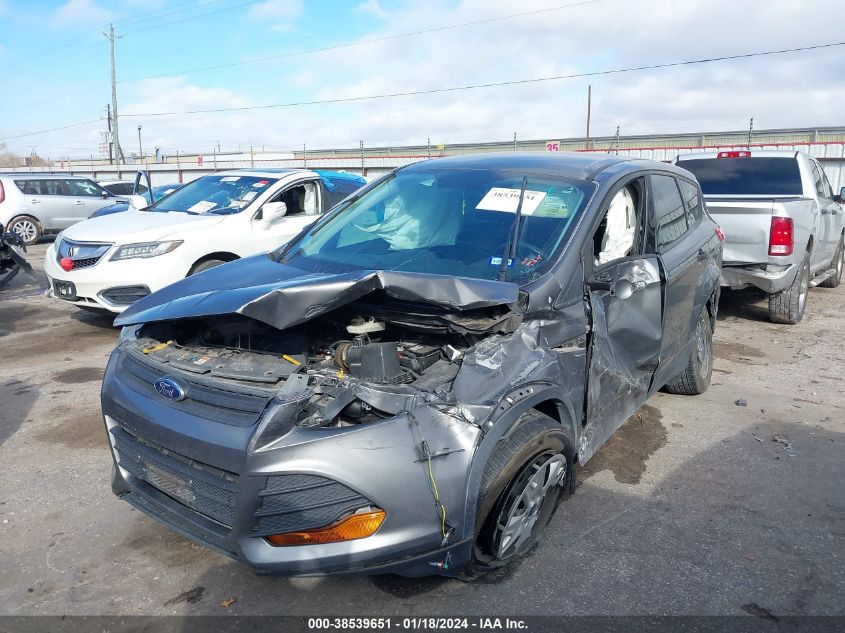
[114,253,520,329]
[580,257,663,462]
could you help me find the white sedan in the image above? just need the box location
[43,168,366,313]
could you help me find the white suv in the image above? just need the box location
[43,168,366,313]
[0,173,122,245]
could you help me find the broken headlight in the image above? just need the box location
[110,240,183,261]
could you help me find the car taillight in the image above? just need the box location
[769,217,793,256]
[0,180,5,204]
[716,150,751,158]
[715,226,725,241]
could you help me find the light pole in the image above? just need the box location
[137,125,143,163]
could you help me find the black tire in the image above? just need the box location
[460,410,573,580]
[188,258,228,276]
[664,310,713,395]
[7,215,42,246]
[769,249,810,324]
[819,236,843,288]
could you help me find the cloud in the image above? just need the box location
[44,0,845,154]
[247,0,303,32]
[355,0,388,20]
[51,0,110,28]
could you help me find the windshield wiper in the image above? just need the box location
[498,176,527,282]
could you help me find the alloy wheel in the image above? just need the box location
[12,220,36,243]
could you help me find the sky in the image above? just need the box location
[0,0,843,158]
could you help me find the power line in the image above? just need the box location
[4,40,843,142]
[119,0,602,84]
[122,41,845,118]
[1,0,600,110]
[0,119,104,142]
[122,0,266,36]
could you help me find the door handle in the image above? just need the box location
[74,201,85,205]
[832,208,839,215]
[821,208,829,215]
[29,199,41,204]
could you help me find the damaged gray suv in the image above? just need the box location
[104,153,723,578]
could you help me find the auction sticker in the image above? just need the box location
[476,187,546,215]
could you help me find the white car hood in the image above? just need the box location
[62,209,227,243]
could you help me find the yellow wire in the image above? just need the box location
[427,455,447,538]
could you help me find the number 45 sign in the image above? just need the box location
[546,141,560,152]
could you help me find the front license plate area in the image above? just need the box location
[53,279,77,301]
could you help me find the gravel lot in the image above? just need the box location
[0,242,843,617]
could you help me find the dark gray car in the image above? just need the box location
[103,153,723,578]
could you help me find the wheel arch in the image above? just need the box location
[461,384,579,542]
[189,251,239,273]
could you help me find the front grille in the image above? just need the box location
[121,349,275,426]
[253,474,372,537]
[100,285,150,305]
[111,425,238,528]
[56,238,111,269]
[71,257,100,270]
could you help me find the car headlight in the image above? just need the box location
[118,324,142,343]
[110,240,183,261]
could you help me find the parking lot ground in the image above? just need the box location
[0,243,843,617]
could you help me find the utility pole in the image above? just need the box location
[360,139,364,175]
[585,84,592,150]
[104,24,125,164]
[137,125,143,163]
[513,132,517,151]
[747,117,754,148]
[106,104,114,165]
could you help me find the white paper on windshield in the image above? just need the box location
[476,188,546,215]
[188,200,217,213]
[220,176,240,182]
[241,191,258,202]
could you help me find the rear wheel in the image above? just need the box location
[769,249,810,324]
[664,310,713,395]
[460,411,573,580]
[8,216,42,246]
[819,236,843,288]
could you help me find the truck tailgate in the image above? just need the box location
[704,198,774,264]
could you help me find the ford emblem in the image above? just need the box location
[154,376,186,401]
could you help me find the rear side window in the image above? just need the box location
[679,157,802,195]
[651,175,688,249]
[679,180,701,225]
[15,179,65,195]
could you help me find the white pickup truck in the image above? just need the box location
[675,150,844,324]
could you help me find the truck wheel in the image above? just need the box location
[768,250,810,324]
[664,310,713,395]
[819,236,843,288]
[460,411,573,580]
[188,258,227,276]
[7,216,42,246]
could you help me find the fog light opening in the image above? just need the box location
[265,509,386,546]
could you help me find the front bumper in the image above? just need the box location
[720,262,798,293]
[102,346,480,577]
[43,243,183,313]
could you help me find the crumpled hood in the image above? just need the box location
[63,209,226,243]
[114,253,520,330]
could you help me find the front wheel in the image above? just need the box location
[188,258,228,276]
[8,216,42,246]
[664,310,713,395]
[769,250,810,324]
[461,411,573,580]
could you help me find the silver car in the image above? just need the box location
[0,173,121,245]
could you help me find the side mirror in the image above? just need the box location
[129,195,149,211]
[101,189,110,198]
[261,201,287,223]
[835,194,843,204]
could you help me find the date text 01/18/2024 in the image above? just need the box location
[307,618,529,630]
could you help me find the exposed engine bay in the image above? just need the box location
[131,299,513,429]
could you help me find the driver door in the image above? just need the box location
[580,177,664,462]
